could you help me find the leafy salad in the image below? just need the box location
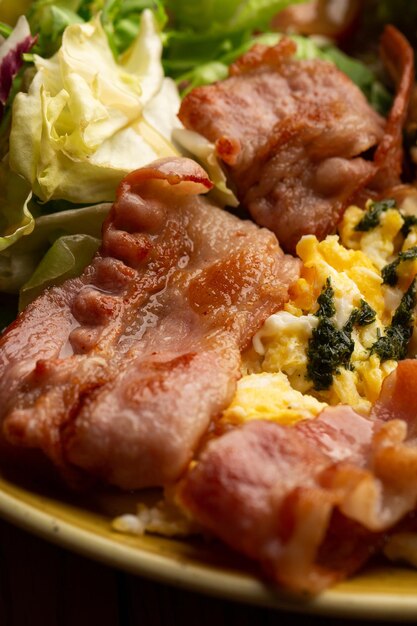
[0,0,408,329]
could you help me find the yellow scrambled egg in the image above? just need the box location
[221,198,417,427]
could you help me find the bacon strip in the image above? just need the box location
[272,0,361,42]
[179,28,414,252]
[0,157,299,489]
[178,364,417,593]
[371,26,415,189]
[372,360,417,435]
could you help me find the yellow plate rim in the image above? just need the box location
[1,476,417,621]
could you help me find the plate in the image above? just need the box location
[1,460,417,621]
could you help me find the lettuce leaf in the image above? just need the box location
[19,233,100,310]
[173,128,238,207]
[162,0,304,77]
[9,10,181,203]
[0,14,37,161]
[27,0,85,57]
[0,15,37,112]
[0,202,110,293]
[165,0,296,34]
[0,156,34,251]
[176,31,392,114]
[25,0,166,58]
[101,0,167,57]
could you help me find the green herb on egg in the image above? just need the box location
[382,246,417,286]
[354,198,396,232]
[401,215,417,238]
[353,197,417,241]
[344,299,377,332]
[307,280,376,391]
[371,278,417,361]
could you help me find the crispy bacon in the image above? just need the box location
[371,25,415,190]
[272,0,361,42]
[371,360,417,435]
[178,370,417,593]
[0,157,299,489]
[179,28,414,252]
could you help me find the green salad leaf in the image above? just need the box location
[0,157,34,251]
[101,0,167,57]
[175,31,392,114]
[162,0,303,77]
[26,0,166,57]
[19,233,100,309]
[27,0,85,57]
[0,202,110,294]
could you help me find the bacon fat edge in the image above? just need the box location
[0,157,299,489]
[178,360,417,594]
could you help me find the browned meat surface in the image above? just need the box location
[0,157,299,489]
[179,28,414,252]
[178,364,417,593]
[272,0,360,41]
[371,25,415,189]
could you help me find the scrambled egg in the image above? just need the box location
[222,372,327,425]
[221,198,417,427]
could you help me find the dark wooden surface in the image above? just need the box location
[0,517,412,626]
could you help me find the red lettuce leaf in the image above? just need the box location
[0,16,37,116]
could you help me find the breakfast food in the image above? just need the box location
[179,26,414,252]
[173,193,417,593]
[0,157,298,489]
[2,0,417,599]
[178,385,417,593]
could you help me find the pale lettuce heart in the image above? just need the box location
[173,128,238,208]
[9,10,181,203]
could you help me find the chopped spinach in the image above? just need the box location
[315,277,336,318]
[344,299,376,332]
[307,281,375,391]
[371,279,417,362]
[354,198,396,232]
[353,197,417,242]
[307,318,354,391]
[401,215,417,238]
[382,246,417,286]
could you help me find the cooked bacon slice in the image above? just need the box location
[371,26,415,190]
[179,38,383,252]
[371,360,417,434]
[0,157,299,489]
[272,0,360,42]
[178,385,417,593]
[179,28,413,252]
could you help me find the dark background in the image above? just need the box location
[0,518,413,626]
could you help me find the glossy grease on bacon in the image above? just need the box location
[179,28,414,252]
[0,157,299,489]
[178,364,417,593]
